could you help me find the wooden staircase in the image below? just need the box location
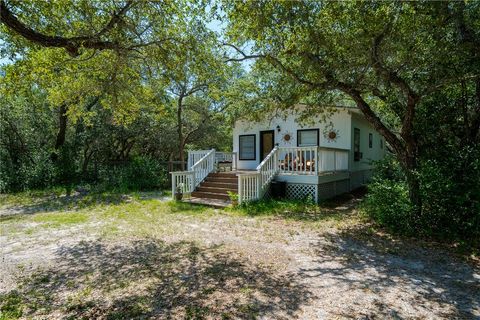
[189,172,238,205]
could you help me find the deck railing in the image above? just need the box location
[172,149,216,198]
[238,146,279,204]
[171,171,194,195]
[215,152,237,170]
[187,150,211,170]
[277,146,349,174]
[175,146,349,202]
[191,149,216,187]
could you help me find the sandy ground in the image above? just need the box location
[0,195,479,319]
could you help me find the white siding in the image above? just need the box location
[350,113,387,172]
[233,108,352,170]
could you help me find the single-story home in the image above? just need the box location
[172,106,386,206]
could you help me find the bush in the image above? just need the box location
[97,156,168,191]
[363,154,480,242]
[363,178,414,235]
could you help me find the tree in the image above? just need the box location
[0,0,233,191]
[223,1,480,215]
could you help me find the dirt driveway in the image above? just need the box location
[0,192,479,319]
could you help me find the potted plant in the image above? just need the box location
[175,183,184,201]
[227,191,239,206]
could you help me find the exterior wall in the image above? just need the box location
[233,108,352,170]
[232,106,387,203]
[350,113,387,172]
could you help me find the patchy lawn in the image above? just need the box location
[0,190,479,319]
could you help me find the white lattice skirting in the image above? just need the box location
[269,169,375,203]
[286,184,317,201]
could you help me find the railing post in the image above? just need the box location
[171,173,176,200]
[256,173,261,199]
[238,175,243,204]
[189,171,195,193]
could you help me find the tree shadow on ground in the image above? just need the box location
[303,224,480,319]
[2,239,312,319]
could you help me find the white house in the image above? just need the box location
[172,106,387,206]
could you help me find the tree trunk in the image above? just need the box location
[51,104,68,162]
[402,154,422,217]
[177,94,185,170]
[55,104,68,149]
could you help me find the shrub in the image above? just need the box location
[97,156,168,191]
[364,154,480,242]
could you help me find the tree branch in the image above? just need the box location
[95,1,133,38]
[223,43,264,62]
[0,0,133,56]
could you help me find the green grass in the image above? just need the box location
[32,212,89,228]
[0,291,24,320]
[0,187,65,207]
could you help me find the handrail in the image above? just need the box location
[238,147,279,204]
[171,149,216,199]
[191,149,216,188]
[187,150,211,170]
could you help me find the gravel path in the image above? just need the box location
[0,196,478,319]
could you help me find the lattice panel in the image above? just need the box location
[286,183,317,201]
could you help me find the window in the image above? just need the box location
[239,134,256,160]
[297,129,319,147]
[369,133,373,148]
[380,139,383,149]
[354,128,361,161]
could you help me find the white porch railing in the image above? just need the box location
[187,150,211,170]
[191,149,216,187]
[238,146,279,204]
[175,146,349,202]
[171,171,194,195]
[277,147,349,174]
[172,149,216,198]
[215,152,237,170]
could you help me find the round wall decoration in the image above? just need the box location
[282,132,293,144]
[328,131,337,140]
[323,122,340,142]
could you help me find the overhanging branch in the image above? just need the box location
[0,0,133,56]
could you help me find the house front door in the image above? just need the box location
[260,130,275,161]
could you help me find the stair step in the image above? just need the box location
[191,191,230,201]
[197,186,237,194]
[200,182,238,189]
[208,172,238,178]
[205,177,238,183]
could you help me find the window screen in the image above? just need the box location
[239,135,256,160]
[297,129,318,147]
